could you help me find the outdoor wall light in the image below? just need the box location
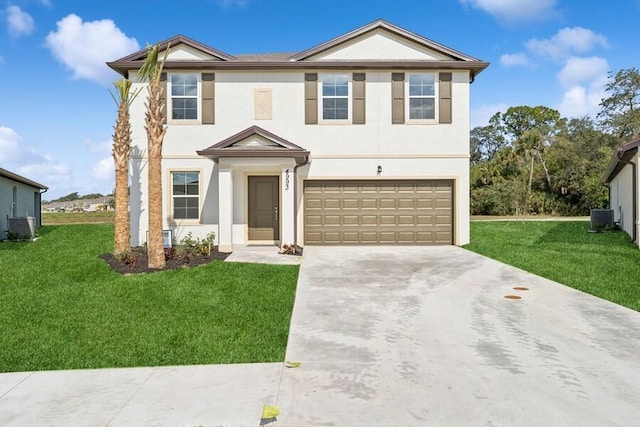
[377,165,382,175]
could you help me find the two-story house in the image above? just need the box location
[107,20,488,251]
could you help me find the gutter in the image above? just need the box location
[293,155,310,252]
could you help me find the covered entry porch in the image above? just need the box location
[197,126,309,252]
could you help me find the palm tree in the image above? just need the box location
[111,79,135,254]
[138,44,168,269]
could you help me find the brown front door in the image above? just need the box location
[248,176,279,241]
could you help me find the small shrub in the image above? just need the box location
[116,249,139,271]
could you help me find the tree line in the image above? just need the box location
[45,192,108,203]
[470,68,640,216]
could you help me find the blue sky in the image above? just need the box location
[1,0,639,199]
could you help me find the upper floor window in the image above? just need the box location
[408,73,436,120]
[170,73,198,120]
[321,74,349,120]
[172,171,199,220]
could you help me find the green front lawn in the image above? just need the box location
[0,225,299,373]
[465,221,640,311]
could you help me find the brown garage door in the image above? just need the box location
[304,180,453,245]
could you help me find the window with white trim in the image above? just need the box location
[321,74,349,120]
[408,73,436,120]
[170,73,198,120]
[172,171,199,220]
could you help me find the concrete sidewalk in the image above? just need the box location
[0,363,282,426]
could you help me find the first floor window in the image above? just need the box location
[408,73,436,120]
[171,73,198,120]
[172,171,199,220]
[322,74,349,120]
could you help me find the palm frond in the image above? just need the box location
[138,42,170,83]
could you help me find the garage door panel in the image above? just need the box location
[325,215,341,225]
[379,198,396,209]
[398,198,415,209]
[343,215,359,225]
[304,180,453,245]
[380,215,397,225]
[361,198,378,209]
[398,215,415,225]
[379,231,397,242]
[361,215,378,225]
[342,198,359,209]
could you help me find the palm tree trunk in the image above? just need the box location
[113,95,131,254]
[114,165,130,252]
[146,77,167,269]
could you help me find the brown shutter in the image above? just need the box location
[202,73,215,124]
[305,73,318,124]
[160,73,167,124]
[439,72,452,124]
[391,73,405,124]
[352,73,366,124]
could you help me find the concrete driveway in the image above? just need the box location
[1,246,640,426]
[275,246,640,426]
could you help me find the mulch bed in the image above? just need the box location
[99,246,231,275]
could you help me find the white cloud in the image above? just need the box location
[557,56,609,88]
[6,6,35,37]
[0,126,23,162]
[460,0,558,24]
[39,0,52,6]
[526,27,608,60]
[500,53,530,67]
[45,14,139,85]
[556,57,609,118]
[91,157,113,181]
[471,103,509,128]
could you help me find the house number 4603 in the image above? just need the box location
[285,169,290,190]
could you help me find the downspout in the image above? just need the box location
[618,154,637,244]
[293,155,310,251]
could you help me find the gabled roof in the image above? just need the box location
[604,136,640,183]
[112,34,237,63]
[107,20,489,78]
[0,168,48,190]
[289,19,481,62]
[196,125,310,164]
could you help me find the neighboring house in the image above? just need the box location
[0,168,48,240]
[604,137,639,247]
[108,20,488,251]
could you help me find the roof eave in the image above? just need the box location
[108,60,490,76]
[604,144,639,183]
[197,149,311,165]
